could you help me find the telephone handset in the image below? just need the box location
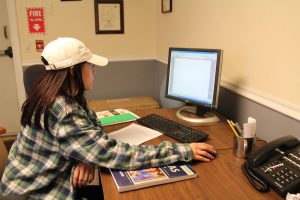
[242,135,300,197]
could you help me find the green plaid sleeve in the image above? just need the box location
[50,97,193,170]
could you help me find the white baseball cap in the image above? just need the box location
[41,37,108,70]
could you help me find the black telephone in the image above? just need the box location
[242,135,300,197]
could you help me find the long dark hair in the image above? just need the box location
[21,61,87,131]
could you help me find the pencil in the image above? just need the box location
[226,120,239,137]
[233,121,243,136]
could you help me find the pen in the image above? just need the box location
[230,120,241,135]
[227,120,239,137]
[233,122,243,136]
[230,120,241,137]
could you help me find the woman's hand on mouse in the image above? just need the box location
[189,143,217,162]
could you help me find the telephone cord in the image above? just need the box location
[242,162,269,193]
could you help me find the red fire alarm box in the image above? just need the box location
[35,40,44,52]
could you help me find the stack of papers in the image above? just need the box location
[108,123,162,145]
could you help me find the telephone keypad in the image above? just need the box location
[272,167,296,187]
[260,160,300,188]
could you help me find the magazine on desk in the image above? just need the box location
[96,109,139,126]
[110,163,197,192]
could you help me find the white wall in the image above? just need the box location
[16,0,156,64]
[156,0,300,120]
[13,0,300,121]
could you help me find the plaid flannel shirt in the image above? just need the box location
[0,96,192,200]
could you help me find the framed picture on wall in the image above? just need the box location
[162,0,172,13]
[94,0,124,34]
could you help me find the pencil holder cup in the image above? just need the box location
[233,136,256,158]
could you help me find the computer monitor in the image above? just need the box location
[165,47,222,123]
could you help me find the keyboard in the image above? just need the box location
[136,114,208,143]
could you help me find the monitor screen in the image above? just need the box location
[166,48,222,116]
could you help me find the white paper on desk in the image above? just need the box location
[243,117,256,138]
[286,193,300,200]
[108,123,162,145]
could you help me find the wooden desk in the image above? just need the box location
[100,108,283,200]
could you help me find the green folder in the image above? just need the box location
[99,113,138,126]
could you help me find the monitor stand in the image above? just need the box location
[176,106,220,123]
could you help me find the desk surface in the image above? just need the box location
[100,108,283,200]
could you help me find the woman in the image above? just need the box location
[0,37,216,200]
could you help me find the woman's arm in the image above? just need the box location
[50,100,215,170]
